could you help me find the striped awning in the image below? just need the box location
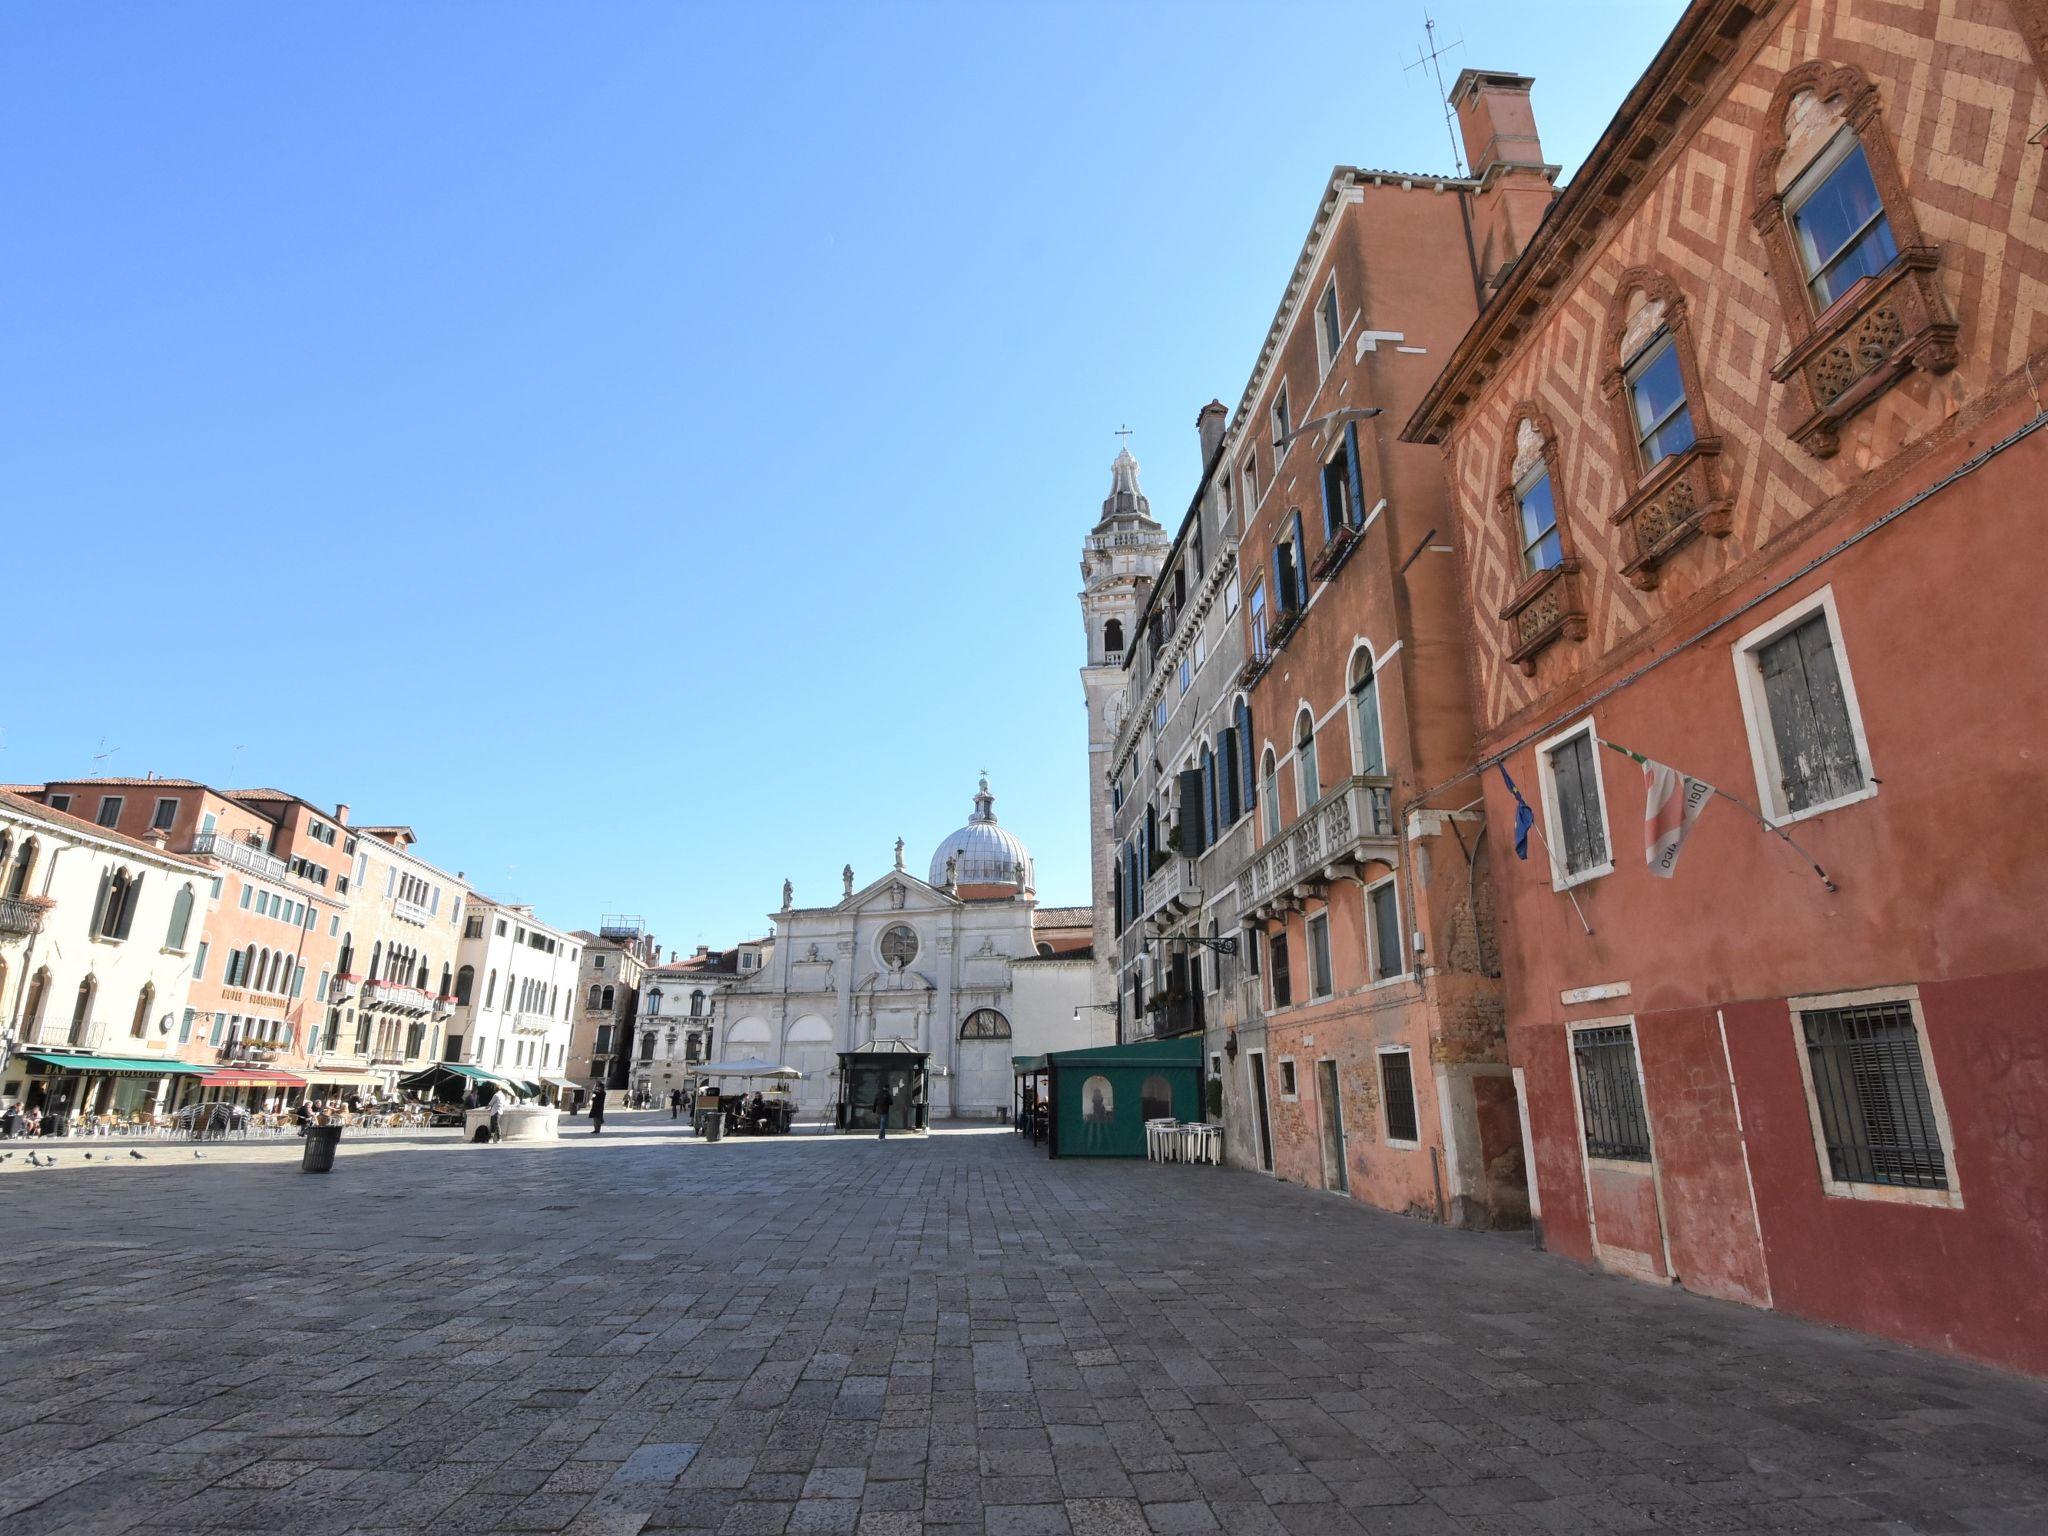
[196,1068,308,1088]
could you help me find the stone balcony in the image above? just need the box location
[26,1018,107,1051]
[432,994,456,1018]
[1141,857,1201,931]
[511,1014,552,1037]
[362,979,433,1015]
[1243,775,1398,918]
[190,831,288,882]
[392,896,431,927]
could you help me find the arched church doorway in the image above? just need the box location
[785,1016,834,1119]
[956,1008,1012,1119]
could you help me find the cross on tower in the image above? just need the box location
[1113,424,1133,445]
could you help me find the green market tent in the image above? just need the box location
[1042,1035,1202,1159]
[398,1063,522,1102]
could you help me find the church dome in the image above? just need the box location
[929,777,1033,891]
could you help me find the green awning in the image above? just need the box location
[1012,1054,1047,1075]
[400,1063,508,1088]
[22,1050,206,1076]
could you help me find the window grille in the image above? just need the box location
[1802,1001,1946,1189]
[1380,1051,1418,1142]
[1572,1024,1651,1161]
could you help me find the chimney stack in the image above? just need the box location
[1449,70,1558,296]
[335,802,350,826]
[1196,400,1229,471]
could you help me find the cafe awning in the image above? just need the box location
[542,1074,579,1090]
[21,1050,205,1077]
[305,1068,384,1088]
[196,1068,308,1088]
[696,1057,804,1079]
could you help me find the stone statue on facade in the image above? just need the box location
[893,837,905,871]
[842,863,854,898]
[944,854,958,891]
[781,878,793,911]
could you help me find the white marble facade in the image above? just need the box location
[719,781,1099,1121]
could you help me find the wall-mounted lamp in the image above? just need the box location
[1072,1002,1120,1023]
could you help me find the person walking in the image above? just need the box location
[462,1085,479,1113]
[873,1080,894,1141]
[487,1086,508,1143]
[668,1087,681,1120]
[590,1083,607,1136]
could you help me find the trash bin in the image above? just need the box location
[301,1124,344,1174]
[704,1112,727,1143]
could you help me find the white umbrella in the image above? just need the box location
[694,1057,804,1080]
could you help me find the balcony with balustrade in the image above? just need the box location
[1140,856,1201,932]
[392,896,430,927]
[25,1018,108,1051]
[511,1014,552,1037]
[361,979,433,1015]
[190,830,288,883]
[1243,775,1398,919]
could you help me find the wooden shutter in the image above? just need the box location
[1759,615,1865,812]
[1344,420,1367,527]
[1239,702,1257,811]
[90,868,113,937]
[1218,727,1240,823]
[1317,452,1337,540]
[1177,769,1207,856]
[167,885,194,950]
[1551,735,1607,874]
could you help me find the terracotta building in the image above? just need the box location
[1213,75,1556,1224]
[1406,0,2048,1372]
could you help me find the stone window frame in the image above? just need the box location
[1493,405,1587,675]
[1749,60,1958,459]
[1598,267,1733,590]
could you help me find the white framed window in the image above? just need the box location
[1306,909,1332,998]
[1732,586,1875,826]
[1377,1046,1420,1147]
[1177,657,1191,695]
[1154,696,1169,733]
[1294,709,1319,815]
[1535,719,1613,890]
[1270,382,1291,450]
[1277,1056,1299,1100]
[1247,582,1269,661]
[1790,985,1959,1209]
[1240,457,1258,516]
[1316,277,1341,373]
[96,795,124,828]
[1365,875,1405,984]
[1260,749,1281,841]
[151,797,178,831]
[1349,647,1385,777]
[1223,580,1239,618]
[1569,1018,1653,1166]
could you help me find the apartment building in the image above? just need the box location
[567,917,659,1095]
[453,896,581,1091]
[0,788,208,1122]
[1404,0,2048,1371]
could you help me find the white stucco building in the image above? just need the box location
[717,778,1100,1122]
[631,938,763,1105]
[451,897,581,1091]
[0,789,208,1121]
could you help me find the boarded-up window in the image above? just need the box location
[1545,732,1608,876]
[1802,1001,1946,1189]
[1756,613,1865,813]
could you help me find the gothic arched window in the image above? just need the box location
[1349,648,1385,777]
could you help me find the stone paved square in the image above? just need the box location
[3,1116,2046,1535]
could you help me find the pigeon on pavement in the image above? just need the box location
[130,1150,145,1160]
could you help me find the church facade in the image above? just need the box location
[718,779,1098,1122]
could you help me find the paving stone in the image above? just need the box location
[0,1117,2043,1536]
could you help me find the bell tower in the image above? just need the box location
[1080,445,1168,1015]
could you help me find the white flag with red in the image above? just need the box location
[1641,757,1713,878]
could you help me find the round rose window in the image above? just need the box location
[879,924,919,969]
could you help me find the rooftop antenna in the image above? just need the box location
[1405,10,1467,179]
[91,736,121,774]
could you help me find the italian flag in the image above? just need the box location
[1605,741,1713,879]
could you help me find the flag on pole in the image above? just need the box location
[1498,764,1535,860]
[1603,741,1712,878]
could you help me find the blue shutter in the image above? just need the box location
[1317,452,1336,540]
[1345,421,1367,527]
[1239,702,1257,810]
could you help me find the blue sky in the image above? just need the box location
[1,1,1684,952]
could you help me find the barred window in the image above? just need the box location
[1380,1050,1419,1143]
[1572,1024,1651,1162]
[1801,1001,1946,1190]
